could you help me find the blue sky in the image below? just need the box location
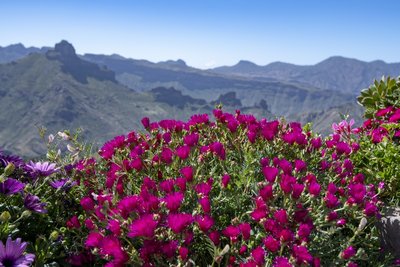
[1,0,400,68]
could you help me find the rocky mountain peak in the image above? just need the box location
[54,40,77,58]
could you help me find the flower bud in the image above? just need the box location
[4,163,15,176]
[24,184,32,192]
[50,231,60,241]
[48,134,55,143]
[0,211,11,222]
[357,217,368,231]
[67,144,75,152]
[58,131,70,140]
[20,210,32,219]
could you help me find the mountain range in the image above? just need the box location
[212,58,400,95]
[0,41,399,157]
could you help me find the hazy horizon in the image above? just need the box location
[1,0,400,69]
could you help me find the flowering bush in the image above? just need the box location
[66,109,388,266]
[2,77,400,266]
[0,130,89,265]
[352,76,400,205]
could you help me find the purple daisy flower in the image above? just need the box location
[0,179,25,195]
[0,237,35,267]
[25,161,58,177]
[49,178,77,191]
[24,194,47,214]
[0,151,25,169]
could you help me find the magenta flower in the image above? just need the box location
[251,208,267,222]
[117,195,140,217]
[263,218,278,233]
[176,145,190,160]
[308,182,321,196]
[251,246,265,265]
[336,142,352,155]
[239,245,247,255]
[80,196,95,211]
[364,201,378,217]
[0,178,25,195]
[239,223,251,240]
[279,159,292,174]
[179,246,189,260]
[128,214,159,238]
[297,223,312,239]
[198,197,211,213]
[24,194,47,213]
[376,106,393,117]
[389,112,400,122]
[274,209,288,225]
[292,183,305,199]
[108,219,121,236]
[160,147,174,164]
[195,182,212,196]
[129,158,143,171]
[26,161,58,177]
[180,166,193,182]
[348,183,366,204]
[222,225,240,242]
[294,159,307,172]
[162,132,172,143]
[311,137,322,149]
[196,215,214,233]
[210,142,226,160]
[0,237,35,267]
[260,184,274,201]
[327,182,337,194]
[164,192,184,212]
[208,231,220,245]
[327,211,338,221]
[371,127,388,143]
[161,240,178,258]
[325,193,339,209]
[167,213,193,234]
[141,117,150,129]
[247,131,257,143]
[66,215,81,229]
[262,166,279,183]
[293,245,313,264]
[280,174,296,194]
[175,177,187,192]
[337,218,346,227]
[261,121,279,140]
[159,179,175,193]
[273,256,292,267]
[184,133,199,147]
[85,232,103,248]
[99,236,128,265]
[263,235,280,253]
[341,246,356,259]
[279,229,294,243]
[222,174,230,188]
[189,113,209,125]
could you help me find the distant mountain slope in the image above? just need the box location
[212,56,400,94]
[81,53,355,120]
[0,41,205,157]
[0,43,49,64]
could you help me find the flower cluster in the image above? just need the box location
[69,109,385,266]
[0,137,83,266]
[358,106,400,143]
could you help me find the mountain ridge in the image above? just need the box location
[2,41,391,157]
